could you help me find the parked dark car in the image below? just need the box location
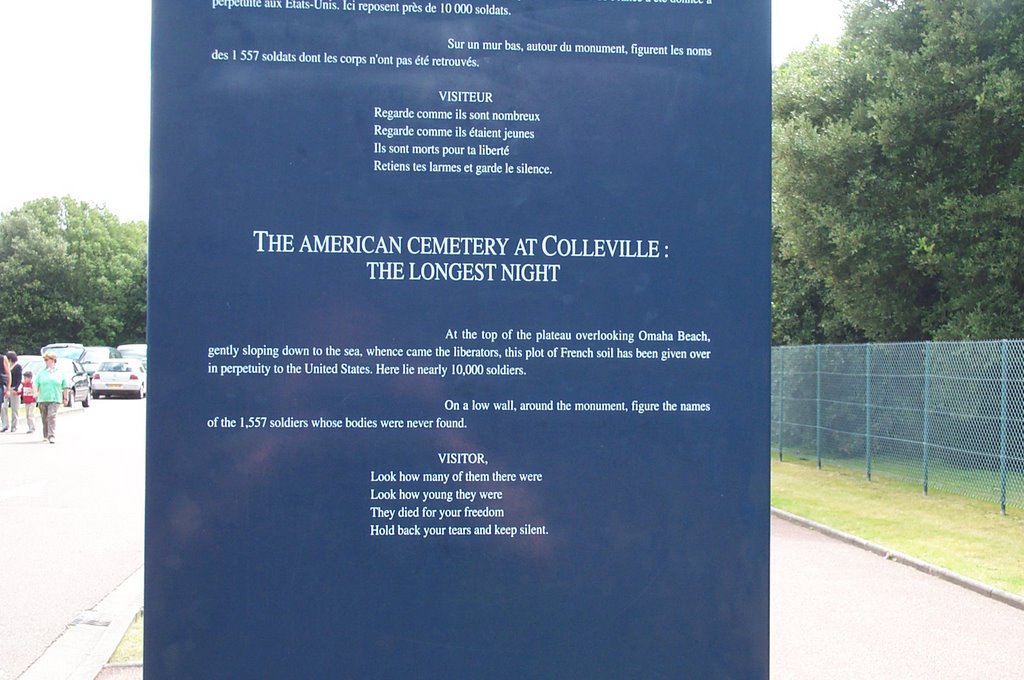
[22,357,92,408]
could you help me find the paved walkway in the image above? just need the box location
[771,514,1024,679]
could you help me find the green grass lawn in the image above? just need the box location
[772,456,1024,596]
[109,610,143,664]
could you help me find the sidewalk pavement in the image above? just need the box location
[18,567,142,680]
[18,509,1024,679]
[7,404,143,680]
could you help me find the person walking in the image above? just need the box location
[0,351,10,432]
[5,352,22,432]
[36,352,69,444]
[20,369,37,434]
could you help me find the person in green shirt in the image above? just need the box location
[36,352,69,444]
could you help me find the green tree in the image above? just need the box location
[773,0,1024,342]
[772,228,864,345]
[0,197,147,353]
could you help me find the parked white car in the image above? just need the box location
[91,358,147,399]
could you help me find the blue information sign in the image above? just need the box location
[147,1,770,677]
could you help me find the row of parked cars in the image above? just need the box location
[28,343,148,406]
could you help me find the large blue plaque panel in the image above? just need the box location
[147,1,770,677]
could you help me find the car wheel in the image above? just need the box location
[67,391,75,409]
[83,389,91,408]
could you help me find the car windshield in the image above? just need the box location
[99,362,134,372]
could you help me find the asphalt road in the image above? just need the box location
[0,398,145,680]
[771,515,1024,679]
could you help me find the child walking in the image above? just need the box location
[20,370,36,434]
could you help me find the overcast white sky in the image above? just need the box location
[0,0,843,224]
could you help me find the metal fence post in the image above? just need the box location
[922,341,932,496]
[1000,339,1008,515]
[816,344,822,469]
[866,343,872,481]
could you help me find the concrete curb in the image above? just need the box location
[19,566,143,680]
[771,507,1024,612]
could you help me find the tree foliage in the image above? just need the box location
[0,198,147,353]
[773,0,1024,343]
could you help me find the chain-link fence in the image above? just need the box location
[772,340,1024,513]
